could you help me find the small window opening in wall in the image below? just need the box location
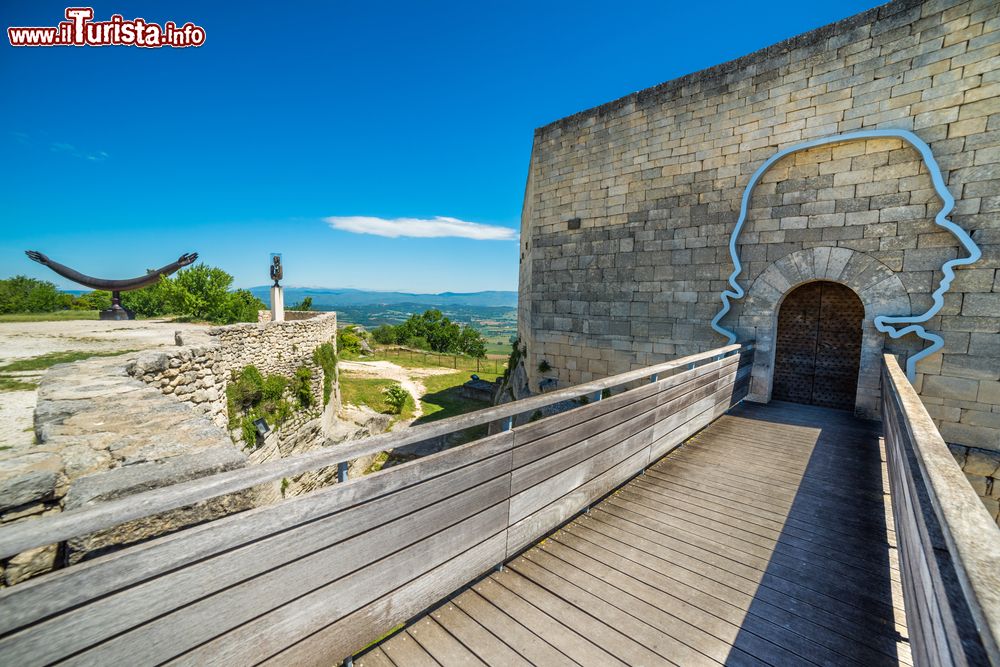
[567,218,581,230]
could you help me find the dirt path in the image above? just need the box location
[337,359,454,424]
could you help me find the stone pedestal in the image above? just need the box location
[270,285,284,322]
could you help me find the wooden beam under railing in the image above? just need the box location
[881,353,1000,666]
[0,343,749,560]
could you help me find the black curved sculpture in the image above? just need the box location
[25,250,198,320]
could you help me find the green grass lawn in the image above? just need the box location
[0,376,37,392]
[0,349,138,392]
[339,375,416,422]
[358,347,507,377]
[415,370,491,429]
[0,310,100,322]
[0,349,138,373]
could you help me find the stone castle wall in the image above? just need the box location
[129,312,339,430]
[517,0,999,520]
[519,0,999,448]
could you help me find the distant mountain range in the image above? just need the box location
[247,287,518,309]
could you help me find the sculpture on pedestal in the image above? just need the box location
[25,250,198,320]
[269,253,284,322]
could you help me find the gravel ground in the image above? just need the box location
[0,318,210,448]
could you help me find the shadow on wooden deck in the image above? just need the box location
[358,399,911,666]
[722,401,910,666]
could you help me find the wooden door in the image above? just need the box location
[772,281,863,411]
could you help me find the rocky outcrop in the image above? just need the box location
[0,353,248,585]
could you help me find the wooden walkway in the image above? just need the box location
[358,401,910,667]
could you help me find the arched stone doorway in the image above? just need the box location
[739,247,912,418]
[773,281,864,411]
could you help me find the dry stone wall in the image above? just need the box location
[257,309,323,323]
[519,0,999,448]
[129,312,339,430]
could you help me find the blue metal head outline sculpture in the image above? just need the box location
[710,129,981,382]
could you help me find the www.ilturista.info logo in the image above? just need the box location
[8,7,205,48]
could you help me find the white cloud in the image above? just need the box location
[324,215,517,241]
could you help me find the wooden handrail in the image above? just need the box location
[882,354,1000,665]
[0,343,747,559]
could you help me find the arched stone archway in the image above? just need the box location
[739,247,910,418]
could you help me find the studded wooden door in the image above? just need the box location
[772,281,863,411]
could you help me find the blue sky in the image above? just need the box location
[1,1,880,292]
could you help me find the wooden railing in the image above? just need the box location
[881,354,1000,667]
[0,343,751,666]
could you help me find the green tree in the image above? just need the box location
[290,296,312,311]
[389,309,487,356]
[0,276,62,313]
[371,324,397,345]
[120,280,169,317]
[161,264,233,321]
[157,264,264,324]
[226,289,266,323]
[458,325,487,358]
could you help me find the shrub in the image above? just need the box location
[538,359,552,373]
[73,290,113,311]
[337,326,363,355]
[241,410,263,448]
[382,383,410,415]
[228,365,302,444]
[312,342,337,405]
[261,375,287,403]
[229,365,264,414]
[293,366,312,408]
[272,399,294,425]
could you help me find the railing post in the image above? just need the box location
[496,414,514,575]
[337,462,349,484]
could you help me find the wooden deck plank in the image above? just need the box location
[406,616,487,666]
[639,467,896,551]
[451,590,579,667]
[473,577,624,667]
[491,567,677,667]
[429,602,533,667]
[629,474,897,562]
[521,545,781,667]
[381,631,440,667]
[592,502,907,635]
[619,483,901,583]
[354,646,397,667]
[362,402,909,666]
[602,492,904,619]
[560,519,911,666]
